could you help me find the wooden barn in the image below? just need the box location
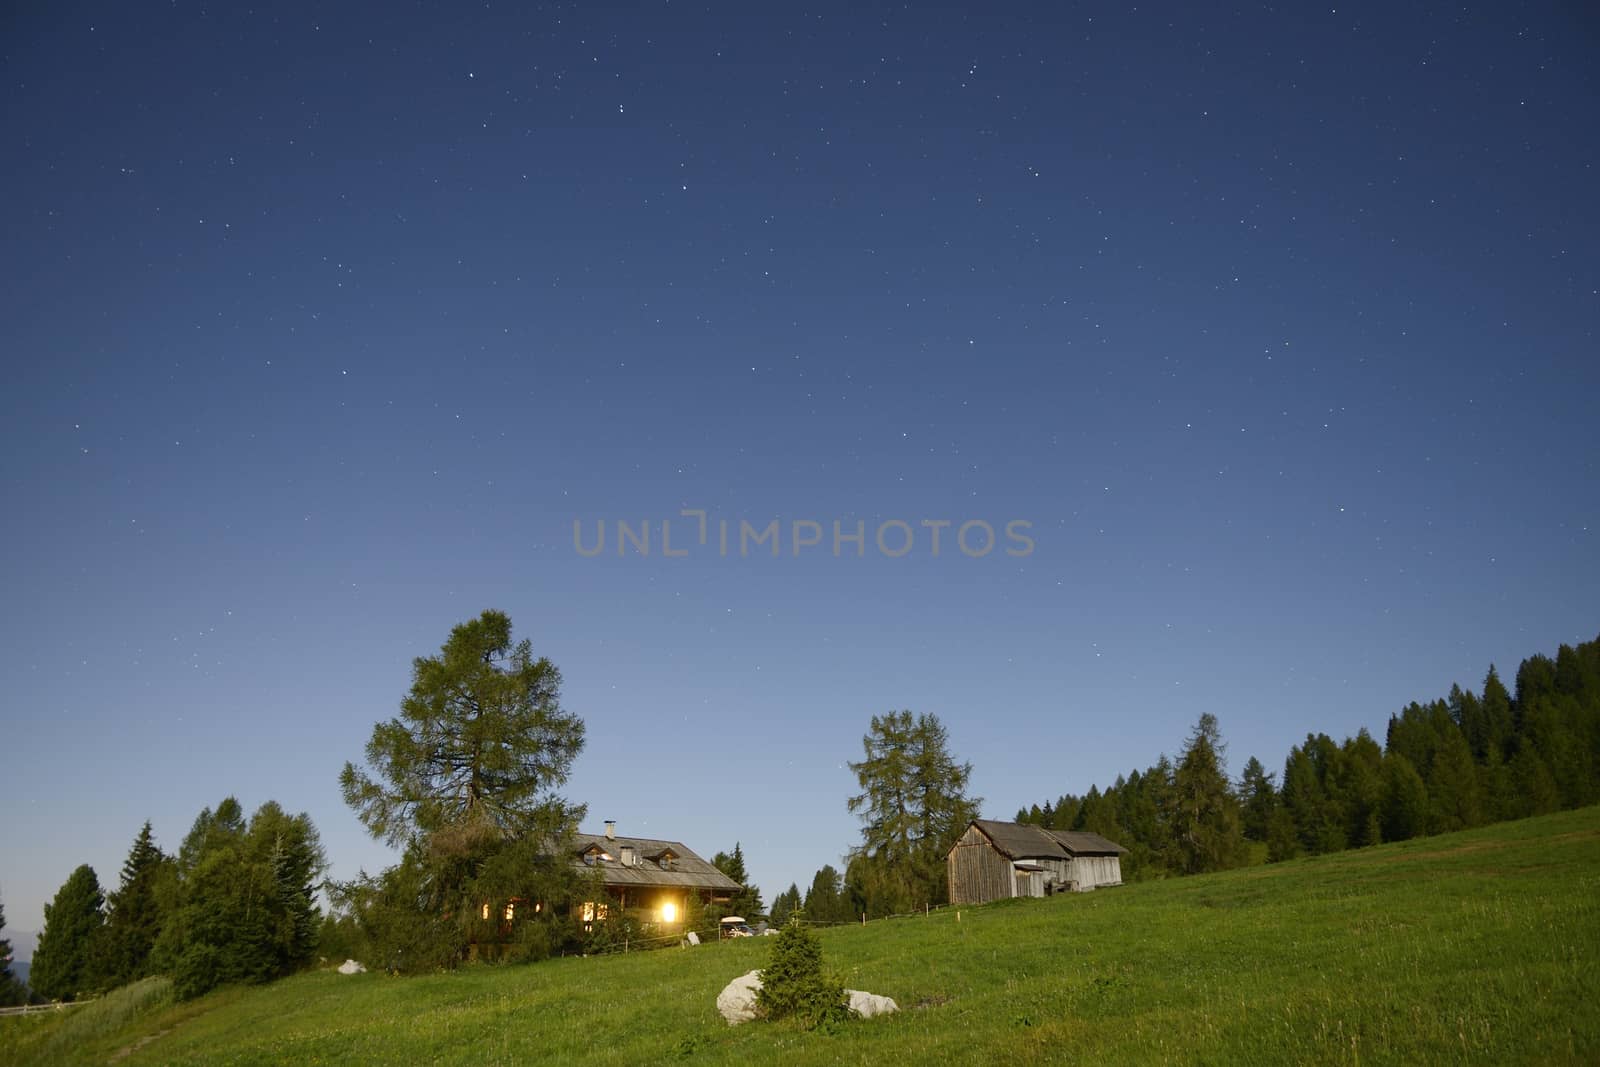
[947,819,1127,904]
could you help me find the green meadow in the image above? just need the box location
[6,806,1597,1066]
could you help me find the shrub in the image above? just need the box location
[755,921,853,1029]
[172,943,223,1001]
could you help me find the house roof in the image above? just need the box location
[964,819,1127,859]
[567,831,741,892]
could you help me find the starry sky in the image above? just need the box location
[3,2,1597,940]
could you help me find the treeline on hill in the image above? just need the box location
[1015,633,1600,878]
[24,799,325,1003]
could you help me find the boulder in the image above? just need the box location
[336,959,367,975]
[846,989,898,1018]
[716,970,899,1025]
[716,970,763,1025]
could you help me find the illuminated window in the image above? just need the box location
[480,903,490,920]
[581,902,596,923]
[504,903,515,921]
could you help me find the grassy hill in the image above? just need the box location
[6,807,1598,1065]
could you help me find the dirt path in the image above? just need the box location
[107,1027,171,1064]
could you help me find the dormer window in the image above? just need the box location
[648,847,679,871]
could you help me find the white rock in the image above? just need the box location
[717,970,763,1025]
[336,959,367,975]
[845,989,898,1018]
[716,970,899,1025]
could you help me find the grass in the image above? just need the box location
[6,807,1598,1065]
[1,977,174,1065]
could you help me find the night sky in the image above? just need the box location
[3,2,1597,938]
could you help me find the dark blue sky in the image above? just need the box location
[3,1,1596,936]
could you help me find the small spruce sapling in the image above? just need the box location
[755,919,853,1029]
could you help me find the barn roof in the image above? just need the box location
[1046,829,1129,856]
[566,831,741,891]
[964,819,1127,859]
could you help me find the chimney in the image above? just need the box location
[604,820,616,840]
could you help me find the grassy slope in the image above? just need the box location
[7,807,1598,1066]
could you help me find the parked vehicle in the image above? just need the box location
[719,916,754,938]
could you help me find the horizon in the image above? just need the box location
[3,1,1597,946]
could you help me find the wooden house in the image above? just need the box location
[947,819,1127,904]
[567,821,741,928]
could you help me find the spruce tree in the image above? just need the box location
[803,865,848,924]
[1170,714,1245,874]
[1238,757,1277,842]
[0,894,25,1006]
[153,798,328,999]
[769,884,802,926]
[712,843,764,918]
[1265,805,1300,862]
[1480,667,1515,761]
[102,822,176,987]
[1378,752,1427,842]
[1506,745,1560,818]
[755,920,849,1029]
[1426,728,1484,834]
[1338,731,1384,848]
[30,865,106,1001]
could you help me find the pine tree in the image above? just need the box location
[1077,786,1118,839]
[340,609,586,852]
[339,610,586,964]
[1378,752,1427,843]
[1338,730,1384,848]
[1265,805,1300,862]
[770,884,803,926]
[30,865,106,1001]
[803,865,848,924]
[102,822,176,987]
[152,798,328,999]
[1237,757,1277,842]
[755,921,849,1029]
[847,711,980,912]
[1169,714,1245,874]
[1506,745,1560,818]
[712,843,764,918]
[0,895,25,1006]
[1449,684,1489,763]
[1480,667,1515,762]
[1426,728,1484,834]
[1281,742,1326,854]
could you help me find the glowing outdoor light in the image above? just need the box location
[660,901,678,923]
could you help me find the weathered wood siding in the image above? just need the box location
[948,824,1015,904]
[1064,855,1123,890]
[1038,857,1071,887]
[1014,867,1045,897]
